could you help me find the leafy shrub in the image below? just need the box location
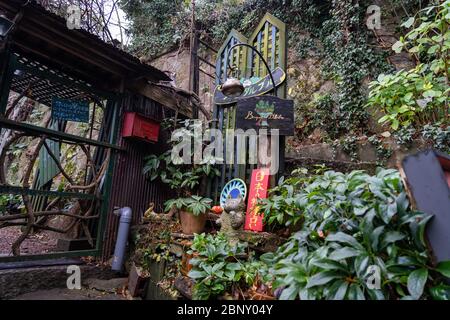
[143,151,219,192]
[143,120,220,195]
[260,168,450,300]
[164,196,212,216]
[0,194,23,216]
[187,233,268,300]
[367,1,450,130]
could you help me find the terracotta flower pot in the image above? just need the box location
[179,210,207,235]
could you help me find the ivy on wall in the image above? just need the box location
[121,0,440,162]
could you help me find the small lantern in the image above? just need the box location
[220,77,244,98]
[0,14,13,39]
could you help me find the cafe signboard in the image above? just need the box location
[235,95,294,136]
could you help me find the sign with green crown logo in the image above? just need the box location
[235,96,294,135]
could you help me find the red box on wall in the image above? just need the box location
[122,112,160,143]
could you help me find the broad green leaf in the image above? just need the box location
[279,285,299,300]
[329,247,361,261]
[382,231,405,248]
[430,285,450,300]
[333,281,349,300]
[312,258,348,272]
[436,261,450,278]
[347,284,365,300]
[326,232,364,250]
[306,271,341,289]
[371,226,385,252]
[407,268,428,299]
[188,270,207,279]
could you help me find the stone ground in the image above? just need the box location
[0,227,57,256]
[12,288,128,300]
[10,278,132,300]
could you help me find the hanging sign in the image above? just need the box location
[244,168,270,232]
[52,98,89,123]
[235,96,294,135]
[214,67,286,105]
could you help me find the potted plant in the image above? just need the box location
[164,196,212,235]
[143,119,220,234]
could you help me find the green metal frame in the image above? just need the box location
[0,117,122,150]
[209,12,288,202]
[0,185,97,200]
[0,49,121,262]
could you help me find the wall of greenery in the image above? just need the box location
[121,0,449,160]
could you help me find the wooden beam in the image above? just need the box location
[199,68,215,79]
[199,56,216,69]
[129,80,193,118]
[199,39,218,53]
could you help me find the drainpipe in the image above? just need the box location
[111,207,132,272]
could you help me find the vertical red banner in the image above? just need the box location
[244,168,270,232]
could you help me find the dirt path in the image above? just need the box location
[0,226,57,256]
[12,288,128,300]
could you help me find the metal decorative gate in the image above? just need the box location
[208,13,287,202]
[0,49,120,262]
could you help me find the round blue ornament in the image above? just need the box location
[220,179,247,207]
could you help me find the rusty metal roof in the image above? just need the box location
[0,0,171,90]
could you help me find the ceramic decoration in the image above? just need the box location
[220,178,247,207]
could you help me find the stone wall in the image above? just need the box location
[151,46,216,119]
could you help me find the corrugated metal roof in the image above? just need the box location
[0,0,171,82]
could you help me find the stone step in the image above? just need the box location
[0,263,119,299]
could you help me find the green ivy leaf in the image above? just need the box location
[392,40,404,53]
[402,17,415,28]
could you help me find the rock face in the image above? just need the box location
[150,47,216,118]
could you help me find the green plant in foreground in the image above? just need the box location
[164,196,212,216]
[260,168,450,300]
[187,233,268,300]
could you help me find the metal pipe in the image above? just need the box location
[111,207,132,272]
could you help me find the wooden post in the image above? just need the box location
[189,0,199,118]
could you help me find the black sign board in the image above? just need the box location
[235,96,294,136]
[214,67,286,105]
[401,149,450,264]
[52,98,90,123]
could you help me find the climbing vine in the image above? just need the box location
[121,0,433,163]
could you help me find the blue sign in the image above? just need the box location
[52,98,90,123]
